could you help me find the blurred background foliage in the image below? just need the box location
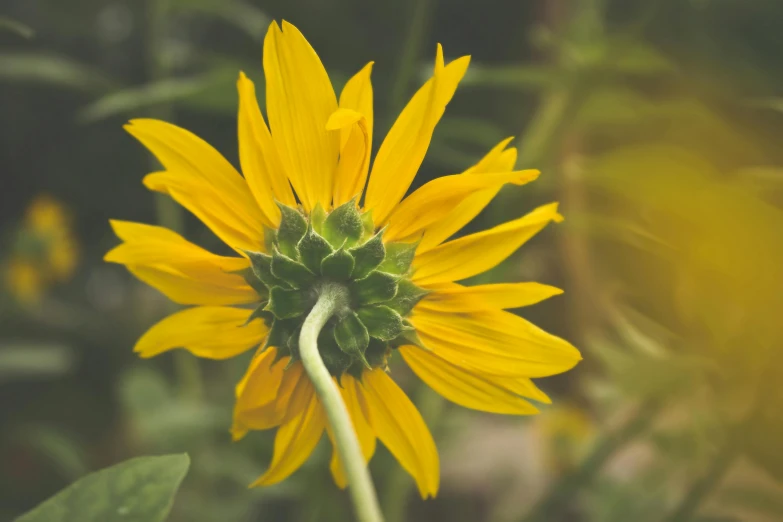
[2,0,783,520]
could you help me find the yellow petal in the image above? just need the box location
[143,171,265,253]
[410,307,581,378]
[384,168,539,242]
[327,374,377,489]
[364,45,470,225]
[330,62,374,206]
[251,374,326,487]
[412,202,563,285]
[232,359,303,441]
[237,71,296,223]
[125,119,269,233]
[418,282,563,313]
[418,138,518,252]
[263,20,338,211]
[134,306,267,359]
[359,369,439,498]
[399,345,540,415]
[105,220,256,306]
[327,108,371,207]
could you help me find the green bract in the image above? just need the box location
[240,200,428,379]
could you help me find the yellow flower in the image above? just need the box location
[4,259,43,304]
[105,20,581,497]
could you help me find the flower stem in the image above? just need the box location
[299,283,385,522]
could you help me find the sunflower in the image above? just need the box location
[106,20,581,498]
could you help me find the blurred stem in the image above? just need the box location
[662,442,739,522]
[299,283,384,522]
[146,0,201,401]
[383,386,445,522]
[389,0,436,115]
[521,401,661,522]
[517,86,576,167]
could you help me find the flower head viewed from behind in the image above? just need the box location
[105,20,581,498]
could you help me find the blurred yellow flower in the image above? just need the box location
[5,259,43,305]
[3,195,79,304]
[106,20,580,496]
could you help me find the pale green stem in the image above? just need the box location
[299,283,385,522]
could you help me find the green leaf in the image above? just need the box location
[170,0,270,42]
[266,287,311,319]
[0,53,116,92]
[350,231,386,279]
[386,280,429,316]
[357,306,405,341]
[323,199,363,248]
[351,271,398,305]
[15,454,189,522]
[0,17,34,38]
[321,247,355,281]
[334,312,370,368]
[297,227,333,274]
[458,63,556,90]
[0,343,74,382]
[243,250,288,289]
[270,249,315,288]
[378,241,418,275]
[78,76,225,123]
[276,204,307,259]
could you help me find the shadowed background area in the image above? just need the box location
[2,0,783,521]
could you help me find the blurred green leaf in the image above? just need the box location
[0,17,34,38]
[0,53,115,91]
[119,366,226,449]
[452,64,557,90]
[14,426,88,481]
[15,454,190,522]
[719,484,783,518]
[604,39,674,75]
[744,383,783,483]
[0,343,74,382]
[79,73,234,122]
[171,0,269,42]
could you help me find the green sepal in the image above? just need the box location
[333,311,371,369]
[378,241,418,275]
[318,325,354,378]
[297,226,333,274]
[263,226,277,252]
[357,305,405,341]
[266,287,312,319]
[271,249,316,288]
[264,318,300,350]
[323,198,363,248]
[276,203,308,258]
[350,230,386,279]
[272,342,293,366]
[389,320,425,348]
[321,246,355,281]
[310,203,327,235]
[387,279,429,316]
[364,338,391,370]
[351,271,399,305]
[245,304,274,326]
[234,267,269,297]
[360,209,375,240]
[243,250,290,289]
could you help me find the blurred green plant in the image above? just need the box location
[15,454,190,522]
